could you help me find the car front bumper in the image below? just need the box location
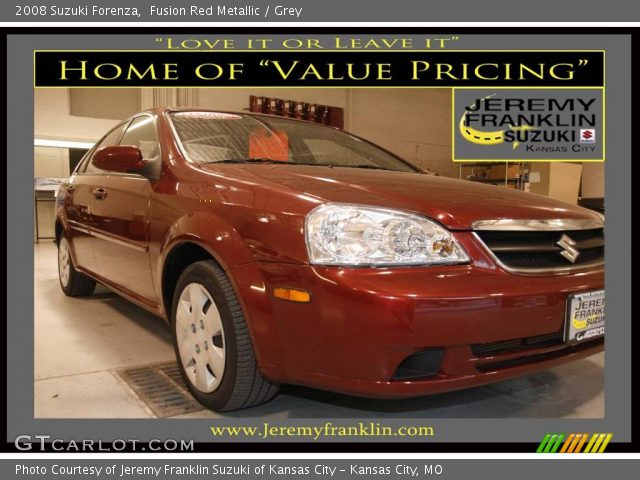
[231,255,604,398]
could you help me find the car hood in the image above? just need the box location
[199,164,602,230]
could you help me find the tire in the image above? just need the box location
[171,260,279,411]
[58,235,96,297]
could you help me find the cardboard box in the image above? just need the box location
[485,164,521,180]
[460,165,488,180]
[528,162,583,205]
[580,163,604,198]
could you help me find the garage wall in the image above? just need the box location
[581,163,605,198]
[69,88,141,121]
[34,146,70,178]
[35,89,122,141]
[347,89,454,177]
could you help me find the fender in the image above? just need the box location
[54,204,82,267]
[156,211,285,370]
[157,211,255,275]
[54,210,67,239]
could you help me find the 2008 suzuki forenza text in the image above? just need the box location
[55,108,605,411]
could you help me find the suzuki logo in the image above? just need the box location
[557,234,580,263]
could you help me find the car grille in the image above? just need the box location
[475,228,604,271]
[475,337,603,373]
[471,331,564,358]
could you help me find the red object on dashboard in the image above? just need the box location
[249,129,289,161]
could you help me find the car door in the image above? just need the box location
[89,114,161,304]
[63,122,128,274]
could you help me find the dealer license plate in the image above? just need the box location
[565,290,605,345]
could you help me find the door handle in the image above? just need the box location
[92,187,109,200]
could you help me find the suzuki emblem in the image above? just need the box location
[557,234,580,263]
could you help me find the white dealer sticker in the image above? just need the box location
[565,290,605,345]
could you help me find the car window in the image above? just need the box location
[82,122,128,174]
[119,115,162,179]
[169,112,417,173]
[302,139,375,167]
[73,146,96,174]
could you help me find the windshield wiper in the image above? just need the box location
[205,159,394,171]
[296,163,393,171]
[345,164,393,171]
[288,162,394,171]
[205,158,287,165]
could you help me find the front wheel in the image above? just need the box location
[58,236,96,297]
[172,260,278,411]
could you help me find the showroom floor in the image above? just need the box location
[35,242,605,419]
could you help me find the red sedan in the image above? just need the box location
[55,108,605,411]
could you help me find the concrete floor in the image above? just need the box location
[34,242,605,419]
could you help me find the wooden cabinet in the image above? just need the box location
[249,95,344,129]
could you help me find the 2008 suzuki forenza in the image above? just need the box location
[55,108,605,411]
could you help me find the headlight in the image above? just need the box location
[305,203,470,266]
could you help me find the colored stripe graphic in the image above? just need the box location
[559,433,576,453]
[584,433,599,453]
[574,433,589,453]
[537,433,612,453]
[536,434,551,453]
[549,434,565,453]
[559,433,587,453]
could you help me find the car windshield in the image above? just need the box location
[169,111,418,173]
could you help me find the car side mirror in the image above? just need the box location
[92,145,145,174]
